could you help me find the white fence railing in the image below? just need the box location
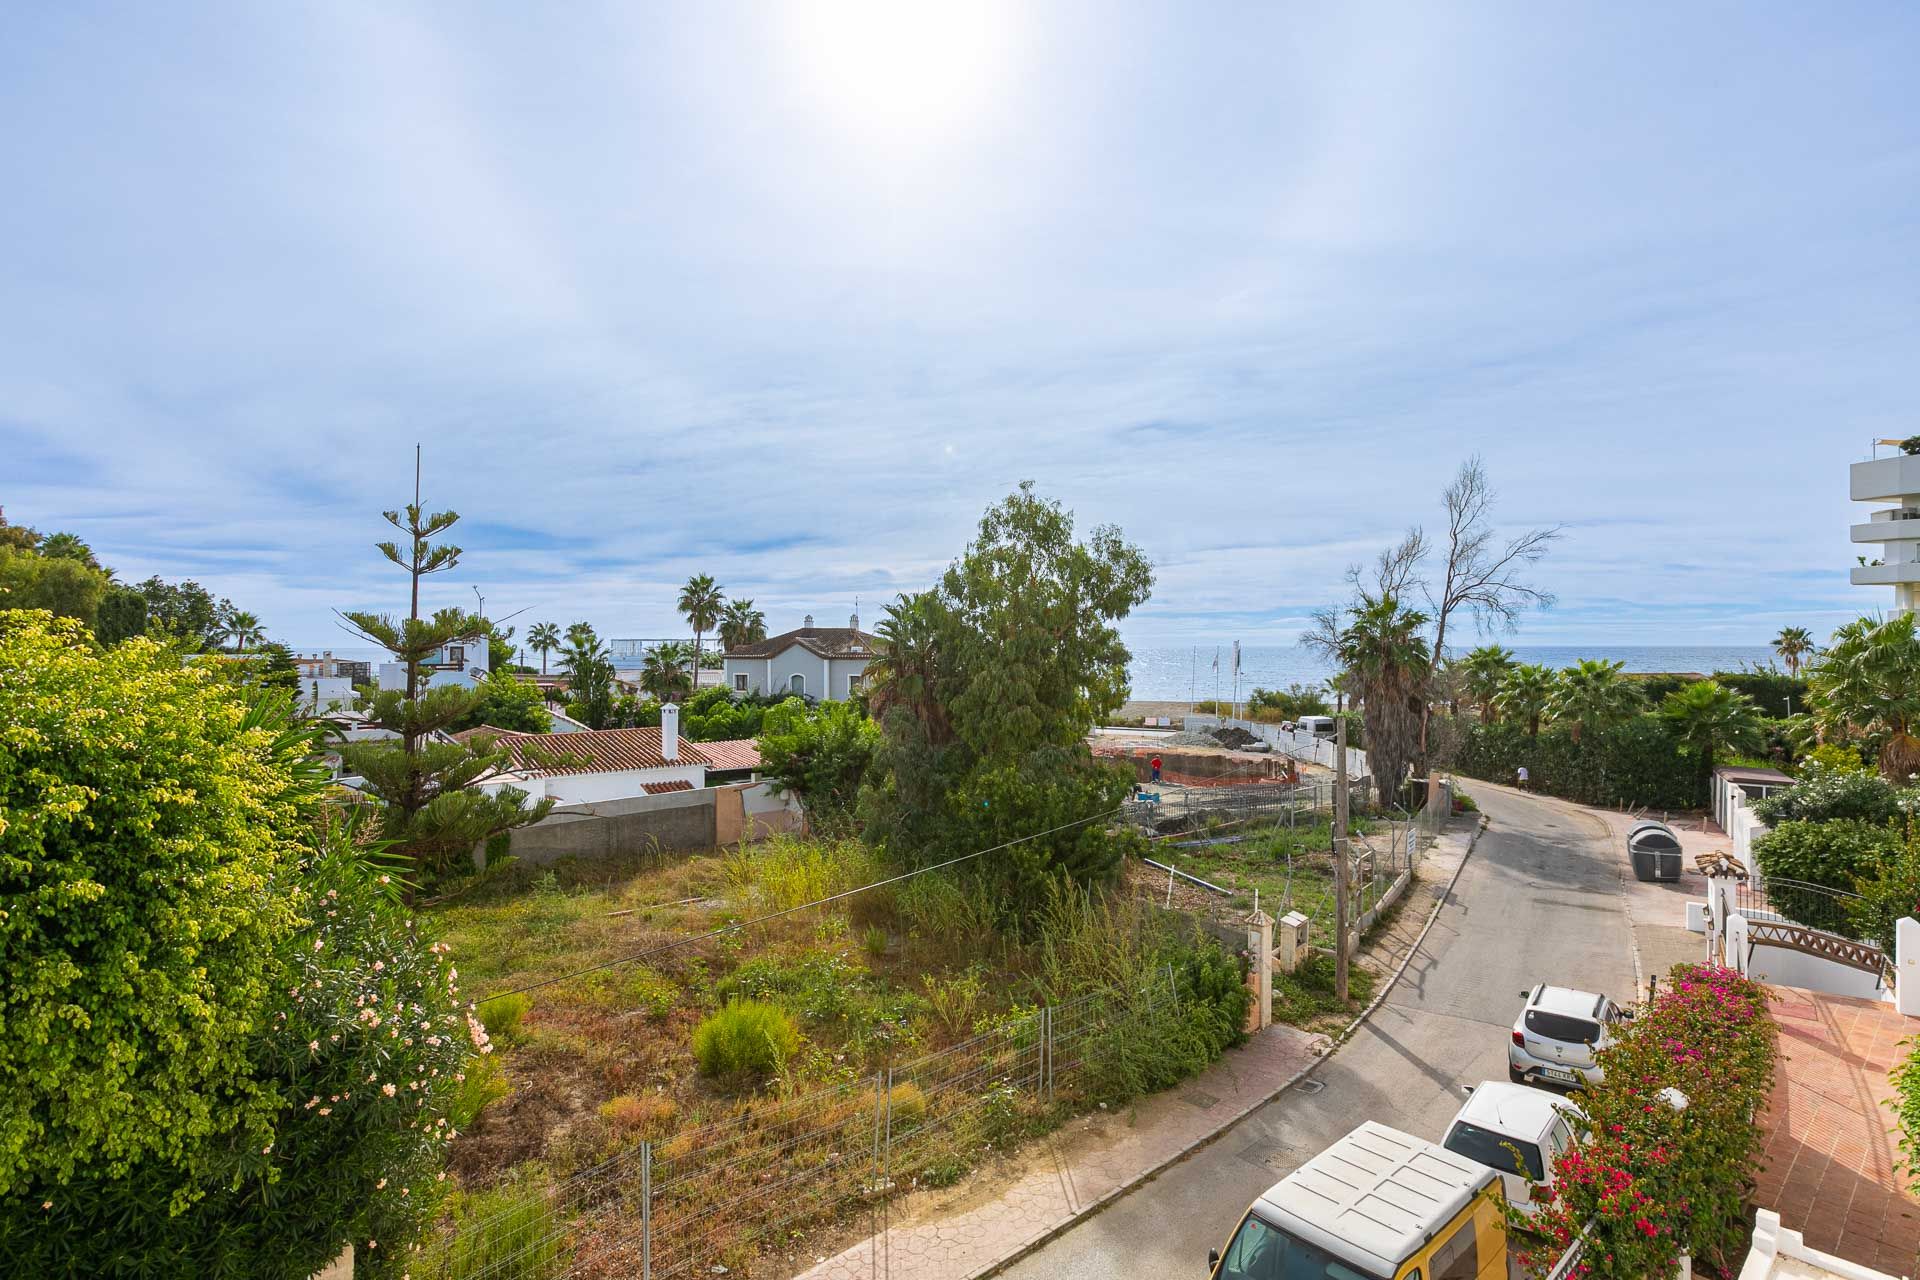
[1182,715,1371,780]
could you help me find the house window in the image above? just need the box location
[733,673,748,692]
[847,673,864,693]
[789,673,805,695]
[447,645,465,667]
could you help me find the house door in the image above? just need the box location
[790,673,805,695]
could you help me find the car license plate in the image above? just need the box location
[1542,1067,1578,1084]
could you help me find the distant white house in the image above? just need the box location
[722,612,878,701]
[377,638,489,693]
[461,704,763,805]
[298,675,358,715]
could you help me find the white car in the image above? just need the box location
[1441,1081,1583,1214]
[1508,984,1631,1088]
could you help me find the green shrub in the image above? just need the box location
[14,819,488,1278]
[449,1055,512,1131]
[692,1000,802,1080]
[862,925,889,958]
[1751,819,1900,935]
[886,1081,928,1128]
[479,992,534,1046]
[1850,835,1920,953]
[0,613,308,1197]
[1752,760,1902,826]
[415,1176,567,1280]
[722,836,880,911]
[1452,716,1704,809]
[1802,742,1873,775]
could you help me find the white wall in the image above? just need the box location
[1711,773,1773,864]
[300,676,356,713]
[541,764,707,805]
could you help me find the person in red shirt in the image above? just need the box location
[1150,755,1162,783]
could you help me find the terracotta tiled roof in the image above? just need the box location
[452,725,518,744]
[642,779,695,795]
[698,739,762,771]
[723,626,878,661]
[463,727,711,777]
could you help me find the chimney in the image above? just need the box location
[660,702,679,762]
[802,614,814,631]
[849,609,859,630]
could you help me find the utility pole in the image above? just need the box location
[1334,715,1351,1002]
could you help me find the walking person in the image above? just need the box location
[1150,754,1163,784]
[1516,763,1530,792]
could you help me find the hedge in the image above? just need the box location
[1450,716,1705,810]
[1509,964,1775,1279]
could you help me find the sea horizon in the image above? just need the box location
[1122,643,1781,703]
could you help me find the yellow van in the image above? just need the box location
[1207,1121,1511,1280]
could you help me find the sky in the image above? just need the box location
[3,2,1918,653]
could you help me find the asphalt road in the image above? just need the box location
[997,784,1639,1280]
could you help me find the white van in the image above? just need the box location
[1440,1081,1582,1215]
[1296,715,1337,739]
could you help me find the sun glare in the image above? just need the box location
[778,0,1014,143]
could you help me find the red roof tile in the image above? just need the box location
[642,779,695,795]
[466,726,711,777]
[698,739,762,771]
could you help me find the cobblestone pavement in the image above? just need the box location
[1759,986,1920,1274]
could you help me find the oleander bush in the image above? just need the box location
[1508,964,1775,1279]
[1752,760,1905,826]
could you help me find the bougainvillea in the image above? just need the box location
[1507,964,1775,1279]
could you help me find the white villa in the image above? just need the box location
[722,612,878,701]
[462,704,762,805]
[1850,442,1920,614]
[377,638,489,693]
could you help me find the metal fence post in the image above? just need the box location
[640,1138,652,1280]
[870,1072,884,1280]
[882,1066,895,1280]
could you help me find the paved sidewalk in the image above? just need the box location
[1758,986,1920,1274]
[790,1023,1325,1280]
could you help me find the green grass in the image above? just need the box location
[1273,951,1377,1032]
[1156,815,1397,938]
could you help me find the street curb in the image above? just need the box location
[976,812,1490,1279]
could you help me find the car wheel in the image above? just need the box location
[1509,1065,1527,1084]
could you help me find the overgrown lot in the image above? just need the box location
[424,834,1250,1277]
[1144,811,1397,938]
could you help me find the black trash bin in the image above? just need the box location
[1626,820,1683,882]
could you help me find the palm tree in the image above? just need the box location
[866,593,951,742]
[641,641,695,703]
[718,598,767,652]
[677,574,724,693]
[1336,593,1432,803]
[1549,658,1641,743]
[1807,613,1920,780]
[1773,625,1815,677]
[214,606,264,652]
[561,633,616,728]
[1496,664,1557,738]
[1461,645,1515,723]
[565,621,597,652]
[1661,679,1764,778]
[527,622,561,675]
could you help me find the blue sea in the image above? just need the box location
[1125,644,1779,703]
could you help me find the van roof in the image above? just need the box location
[1453,1081,1579,1141]
[1253,1121,1497,1274]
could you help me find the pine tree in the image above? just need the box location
[335,471,554,881]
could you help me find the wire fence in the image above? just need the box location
[421,968,1184,1280]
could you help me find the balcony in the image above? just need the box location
[1849,561,1920,585]
[1850,454,1920,502]
[1850,513,1920,543]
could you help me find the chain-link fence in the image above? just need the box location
[421,969,1183,1280]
